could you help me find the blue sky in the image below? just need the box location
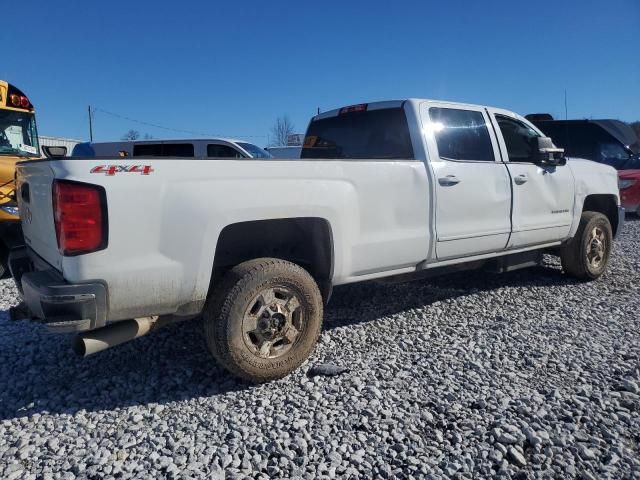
[4,0,639,145]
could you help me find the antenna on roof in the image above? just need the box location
[564,89,568,120]
[88,105,94,142]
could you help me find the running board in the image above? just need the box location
[486,250,543,273]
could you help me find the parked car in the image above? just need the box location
[265,146,302,159]
[618,170,640,216]
[529,116,640,215]
[71,138,273,159]
[11,99,623,382]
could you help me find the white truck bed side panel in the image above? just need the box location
[51,159,431,321]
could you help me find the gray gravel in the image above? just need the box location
[1,216,639,479]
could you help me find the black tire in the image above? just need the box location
[203,258,323,382]
[560,211,612,281]
[0,242,8,280]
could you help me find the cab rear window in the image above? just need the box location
[301,107,414,160]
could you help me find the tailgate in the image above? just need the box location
[16,161,63,270]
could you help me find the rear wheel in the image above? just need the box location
[560,211,612,280]
[203,258,323,382]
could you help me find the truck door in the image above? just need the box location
[420,103,512,260]
[488,110,575,248]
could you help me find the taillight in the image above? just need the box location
[52,181,107,255]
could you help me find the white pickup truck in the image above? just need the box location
[10,99,624,382]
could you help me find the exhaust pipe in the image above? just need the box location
[73,316,159,356]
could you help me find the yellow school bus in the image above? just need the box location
[0,80,40,274]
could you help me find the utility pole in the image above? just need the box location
[88,105,94,142]
[564,90,568,120]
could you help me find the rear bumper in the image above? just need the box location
[8,246,107,332]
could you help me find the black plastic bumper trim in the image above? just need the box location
[9,246,108,331]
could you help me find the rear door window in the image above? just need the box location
[207,144,244,158]
[428,108,494,162]
[301,107,414,159]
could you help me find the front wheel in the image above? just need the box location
[204,258,323,382]
[560,211,612,281]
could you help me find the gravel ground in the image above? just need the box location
[1,217,639,480]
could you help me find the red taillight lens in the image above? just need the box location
[53,181,106,255]
[20,96,30,108]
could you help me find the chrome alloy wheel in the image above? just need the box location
[242,286,304,359]
[586,226,607,269]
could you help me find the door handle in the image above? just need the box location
[438,175,460,186]
[514,174,528,185]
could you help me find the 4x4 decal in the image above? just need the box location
[90,165,153,176]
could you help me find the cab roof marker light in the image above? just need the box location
[339,104,368,115]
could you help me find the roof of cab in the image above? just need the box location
[311,98,517,122]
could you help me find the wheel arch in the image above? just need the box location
[210,217,334,302]
[582,194,619,237]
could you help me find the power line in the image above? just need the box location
[93,107,268,138]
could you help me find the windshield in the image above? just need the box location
[0,110,39,157]
[237,142,273,159]
[621,153,640,170]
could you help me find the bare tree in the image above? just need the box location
[143,133,154,139]
[122,129,140,141]
[269,116,295,146]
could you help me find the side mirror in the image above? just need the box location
[532,136,566,166]
[42,145,68,159]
